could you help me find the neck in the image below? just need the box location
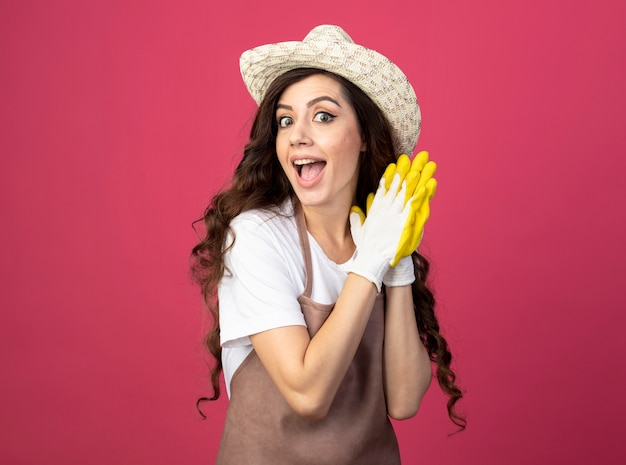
[300,201,355,263]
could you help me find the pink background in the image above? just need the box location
[1,0,625,463]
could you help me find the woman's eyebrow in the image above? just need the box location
[276,96,342,112]
[307,96,341,107]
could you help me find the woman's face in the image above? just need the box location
[275,74,365,211]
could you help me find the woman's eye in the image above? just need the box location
[278,116,294,128]
[314,112,335,123]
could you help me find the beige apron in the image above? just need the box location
[216,205,400,465]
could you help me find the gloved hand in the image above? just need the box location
[348,172,416,292]
[351,152,438,286]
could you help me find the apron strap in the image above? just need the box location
[293,200,314,299]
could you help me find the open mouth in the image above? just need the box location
[294,159,326,181]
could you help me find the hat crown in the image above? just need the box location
[303,25,354,45]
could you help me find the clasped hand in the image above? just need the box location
[348,151,437,291]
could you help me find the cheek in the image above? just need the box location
[274,141,291,174]
[275,132,285,151]
[339,133,364,165]
[275,134,289,161]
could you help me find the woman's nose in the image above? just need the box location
[289,120,313,146]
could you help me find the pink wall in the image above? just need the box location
[1,0,624,463]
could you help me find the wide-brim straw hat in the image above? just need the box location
[240,24,421,155]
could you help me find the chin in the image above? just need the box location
[296,195,326,207]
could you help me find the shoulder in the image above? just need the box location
[228,200,298,249]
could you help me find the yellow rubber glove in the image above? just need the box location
[393,152,437,265]
[351,151,438,267]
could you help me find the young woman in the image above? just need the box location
[192,25,464,464]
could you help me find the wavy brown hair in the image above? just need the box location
[191,68,465,429]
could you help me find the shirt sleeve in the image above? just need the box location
[218,214,306,348]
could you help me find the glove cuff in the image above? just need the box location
[383,256,415,287]
[348,251,390,293]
